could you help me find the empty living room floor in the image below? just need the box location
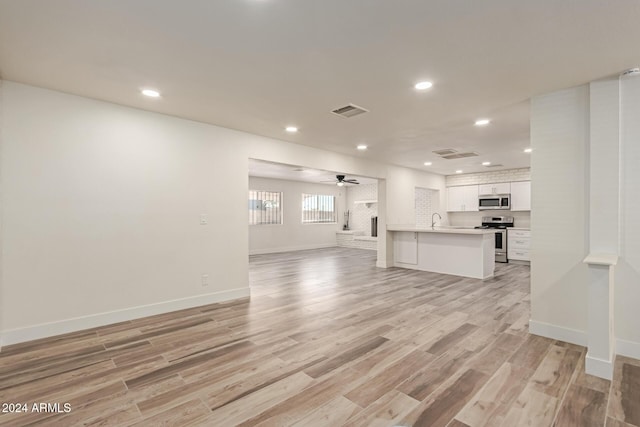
[0,247,638,426]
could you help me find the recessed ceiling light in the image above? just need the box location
[474,119,490,126]
[455,170,463,174]
[424,162,432,166]
[357,144,368,150]
[414,81,433,90]
[482,161,491,166]
[141,89,160,98]
[524,148,532,153]
[285,126,298,133]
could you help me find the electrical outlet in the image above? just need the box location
[201,274,209,287]
[200,214,208,225]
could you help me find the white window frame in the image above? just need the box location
[301,193,337,224]
[249,190,283,225]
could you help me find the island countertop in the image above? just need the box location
[389,226,496,279]
[387,225,497,235]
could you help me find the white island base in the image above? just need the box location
[390,227,496,279]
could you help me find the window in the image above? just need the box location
[248,190,283,225]
[302,193,337,223]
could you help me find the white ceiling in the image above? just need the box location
[249,159,377,186]
[1,1,639,175]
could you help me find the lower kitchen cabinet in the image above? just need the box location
[508,229,531,262]
[394,231,418,264]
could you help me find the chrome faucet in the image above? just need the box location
[431,212,442,228]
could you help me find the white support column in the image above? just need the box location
[583,254,617,380]
[376,179,392,268]
[582,78,622,379]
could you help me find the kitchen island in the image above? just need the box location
[388,226,496,279]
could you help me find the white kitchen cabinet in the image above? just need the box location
[447,185,479,212]
[447,186,464,212]
[508,229,531,261]
[478,182,511,195]
[394,231,418,264]
[510,181,531,211]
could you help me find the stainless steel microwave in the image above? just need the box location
[478,194,511,210]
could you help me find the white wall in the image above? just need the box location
[530,85,590,340]
[0,80,4,340]
[617,76,640,348]
[386,165,447,226]
[531,78,640,358]
[345,183,377,235]
[248,177,345,254]
[0,81,448,345]
[1,82,253,344]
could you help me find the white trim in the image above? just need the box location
[249,243,336,255]
[616,338,640,360]
[585,352,614,380]
[583,253,618,266]
[376,260,390,268]
[507,259,530,266]
[529,320,588,346]
[0,287,250,347]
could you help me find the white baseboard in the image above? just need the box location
[585,353,613,380]
[249,244,336,255]
[616,338,640,360]
[529,320,588,346]
[0,287,250,348]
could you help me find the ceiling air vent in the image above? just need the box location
[433,149,457,156]
[485,164,503,168]
[441,152,479,160]
[331,104,369,118]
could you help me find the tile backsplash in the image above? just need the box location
[445,167,530,187]
[345,183,378,235]
[416,187,438,227]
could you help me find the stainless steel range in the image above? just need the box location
[475,216,514,263]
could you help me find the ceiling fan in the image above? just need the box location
[323,174,360,186]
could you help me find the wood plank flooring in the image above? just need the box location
[0,247,638,426]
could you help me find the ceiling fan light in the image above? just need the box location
[337,182,345,187]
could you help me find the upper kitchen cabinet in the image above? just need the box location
[447,185,479,212]
[510,181,531,211]
[478,182,511,195]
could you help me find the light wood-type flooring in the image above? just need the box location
[1,247,639,426]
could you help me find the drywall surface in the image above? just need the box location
[248,176,345,254]
[1,82,251,340]
[530,85,589,336]
[617,75,640,346]
[1,81,448,344]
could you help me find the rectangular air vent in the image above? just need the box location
[433,149,458,156]
[485,164,503,168]
[331,104,369,118]
[441,152,479,160]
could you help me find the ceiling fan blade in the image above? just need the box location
[344,179,359,184]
